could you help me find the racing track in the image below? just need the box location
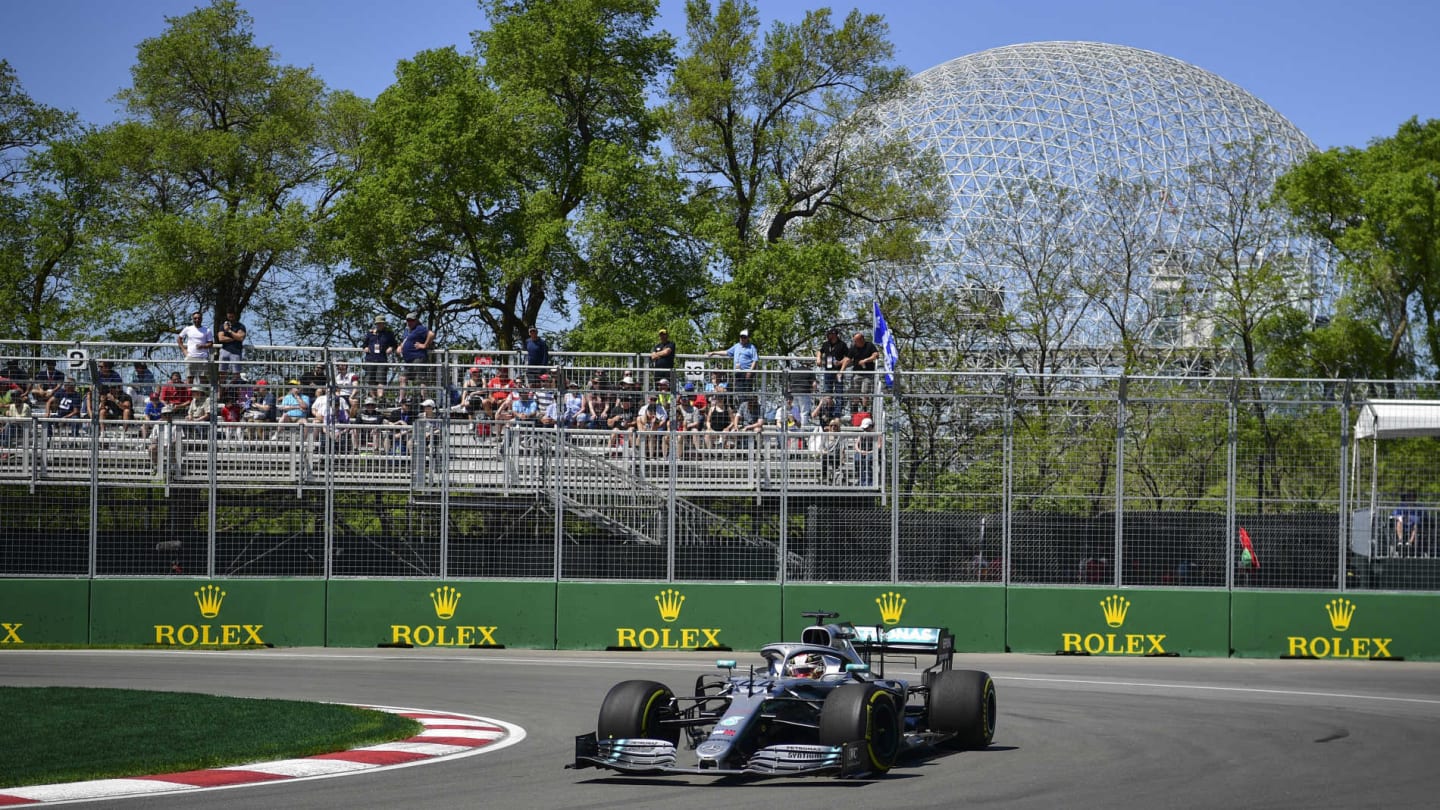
[3,648,1439,809]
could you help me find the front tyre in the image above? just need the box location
[927,669,997,748]
[597,679,678,743]
[818,683,902,773]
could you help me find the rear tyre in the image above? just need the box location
[597,679,678,743]
[818,683,902,773]
[927,669,996,749]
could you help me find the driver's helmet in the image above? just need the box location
[788,653,825,680]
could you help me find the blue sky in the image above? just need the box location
[1,0,1435,150]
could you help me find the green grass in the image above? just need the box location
[0,687,423,789]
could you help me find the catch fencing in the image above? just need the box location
[2,340,1438,592]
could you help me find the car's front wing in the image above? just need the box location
[570,733,870,777]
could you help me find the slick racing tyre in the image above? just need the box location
[818,683,902,773]
[597,679,678,743]
[927,669,996,749]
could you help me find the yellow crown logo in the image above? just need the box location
[1100,594,1130,628]
[194,584,226,619]
[430,586,462,620]
[654,589,685,623]
[876,591,907,625]
[1325,598,1356,632]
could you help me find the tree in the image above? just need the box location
[665,0,945,347]
[0,60,96,341]
[90,0,359,337]
[329,0,677,351]
[1276,117,1440,378]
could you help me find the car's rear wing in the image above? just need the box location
[850,625,954,680]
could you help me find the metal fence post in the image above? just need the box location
[438,352,450,580]
[1338,379,1353,592]
[1226,378,1239,591]
[1114,375,1127,588]
[1002,374,1014,586]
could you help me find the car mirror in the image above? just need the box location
[845,663,870,673]
[715,659,736,670]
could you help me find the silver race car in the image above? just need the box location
[572,610,996,777]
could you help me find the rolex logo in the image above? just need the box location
[876,591,907,625]
[194,584,226,619]
[654,589,685,623]
[1100,594,1130,628]
[1325,598,1356,632]
[430,586,462,620]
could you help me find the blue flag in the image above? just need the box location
[873,301,899,387]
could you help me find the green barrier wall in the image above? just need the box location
[557,582,780,651]
[1231,591,1440,661]
[327,579,555,649]
[782,584,1006,652]
[1007,587,1230,657]
[0,579,90,646]
[90,579,326,647]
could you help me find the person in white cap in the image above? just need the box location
[854,416,879,487]
[707,329,758,394]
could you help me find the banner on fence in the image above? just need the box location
[90,579,325,647]
[556,582,780,651]
[326,579,554,649]
[0,579,90,646]
[781,584,1005,652]
[1231,590,1440,661]
[1007,587,1230,657]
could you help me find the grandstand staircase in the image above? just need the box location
[513,430,808,575]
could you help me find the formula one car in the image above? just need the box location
[571,610,996,777]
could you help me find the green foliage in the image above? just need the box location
[1275,117,1440,377]
[83,0,350,338]
[666,0,945,341]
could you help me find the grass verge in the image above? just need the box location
[0,687,422,789]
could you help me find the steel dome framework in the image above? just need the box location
[874,41,1329,359]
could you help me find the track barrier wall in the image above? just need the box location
[1230,590,1440,661]
[555,582,781,651]
[782,584,1006,652]
[0,579,90,646]
[88,579,326,647]
[5,580,1440,660]
[1006,587,1231,657]
[326,579,555,649]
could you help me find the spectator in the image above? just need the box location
[774,394,804,447]
[533,372,557,416]
[143,390,165,422]
[460,366,487,413]
[812,395,842,425]
[299,363,327,400]
[813,418,845,482]
[816,328,848,395]
[636,393,668,458]
[185,386,212,423]
[329,361,358,403]
[562,381,587,428]
[46,378,84,419]
[158,372,192,408]
[129,361,156,399]
[674,388,703,456]
[487,365,517,415]
[177,311,214,384]
[854,416,879,487]
[606,392,637,452]
[243,380,276,424]
[278,385,311,424]
[311,386,348,425]
[1,385,31,453]
[1,358,23,386]
[1393,492,1424,556]
[95,360,124,394]
[361,315,398,388]
[354,396,386,452]
[840,330,880,401]
[735,395,766,447]
[650,328,676,386]
[216,311,247,383]
[655,377,673,408]
[149,405,180,470]
[97,387,133,428]
[499,387,539,425]
[524,326,549,385]
[35,359,64,398]
[705,392,736,448]
[707,329,758,393]
[400,311,434,384]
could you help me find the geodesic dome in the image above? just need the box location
[876,41,1329,353]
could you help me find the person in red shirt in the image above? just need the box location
[158,372,193,408]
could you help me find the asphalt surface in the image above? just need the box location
[3,648,1440,808]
